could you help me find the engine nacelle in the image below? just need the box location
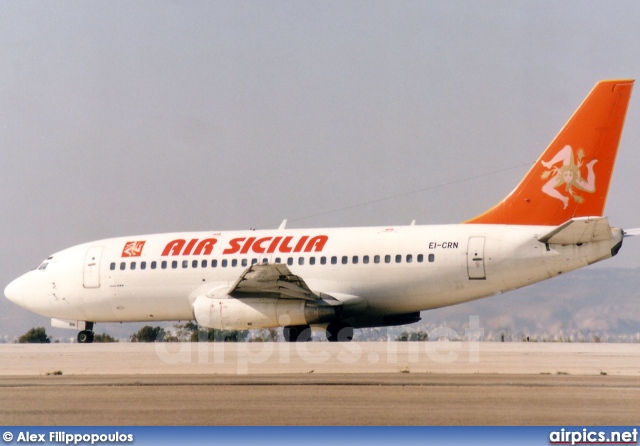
[192,296,338,330]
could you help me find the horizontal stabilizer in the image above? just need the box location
[623,228,640,238]
[538,217,613,245]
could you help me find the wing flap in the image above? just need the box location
[538,216,613,245]
[229,263,316,301]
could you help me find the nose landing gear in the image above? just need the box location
[77,322,94,344]
[77,331,94,343]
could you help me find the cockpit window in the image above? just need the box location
[37,256,54,271]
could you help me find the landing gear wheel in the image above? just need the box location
[283,325,312,342]
[326,322,354,342]
[77,330,94,344]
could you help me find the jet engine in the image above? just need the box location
[192,296,338,330]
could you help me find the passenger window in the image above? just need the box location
[232,259,238,267]
[320,256,326,265]
[287,257,293,266]
[120,262,126,271]
[429,254,435,262]
[363,255,369,264]
[395,255,401,263]
[242,259,248,267]
[151,261,157,269]
[182,260,188,268]
[341,256,348,265]
[275,257,282,264]
[310,257,315,265]
[131,262,136,270]
[298,257,304,266]
[417,254,423,263]
[161,261,167,269]
[192,260,198,268]
[110,263,116,271]
[331,256,337,265]
[172,261,178,269]
[211,259,217,268]
[261,258,268,264]
[141,261,146,270]
[352,256,358,264]
[406,254,412,263]
[222,259,227,267]
[374,255,380,264]
[384,255,391,263]
[251,258,258,265]
[201,260,208,268]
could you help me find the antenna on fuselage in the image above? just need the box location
[278,219,287,230]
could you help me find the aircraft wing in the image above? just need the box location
[537,216,613,245]
[228,263,316,301]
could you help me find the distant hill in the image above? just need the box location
[406,267,640,342]
[1,267,639,342]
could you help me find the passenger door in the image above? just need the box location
[83,246,104,288]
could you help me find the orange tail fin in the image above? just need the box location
[466,79,634,226]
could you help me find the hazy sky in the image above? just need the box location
[2,1,640,335]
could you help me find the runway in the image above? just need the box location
[1,342,639,425]
[1,374,639,425]
[2,341,639,376]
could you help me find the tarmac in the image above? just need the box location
[2,341,639,376]
[1,342,639,425]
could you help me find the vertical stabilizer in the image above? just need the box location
[467,79,634,226]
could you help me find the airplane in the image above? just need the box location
[4,79,636,344]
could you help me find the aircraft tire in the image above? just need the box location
[326,322,354,342]
[77,330,94,344]
[283,325,312,342]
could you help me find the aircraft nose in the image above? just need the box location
[4,276,25,308]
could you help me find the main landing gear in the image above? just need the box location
[283,322,354,342]
[325,321,353,342]
[283,325,312,342]
[77,322,95,344]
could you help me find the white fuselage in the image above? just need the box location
[4,223,623,327]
